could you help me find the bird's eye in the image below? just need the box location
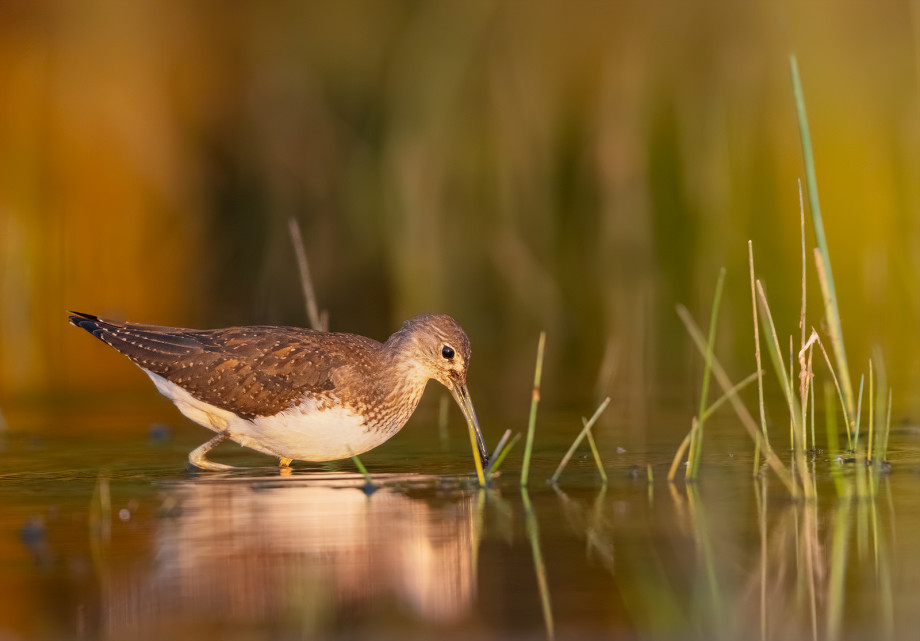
[441,345,455,360]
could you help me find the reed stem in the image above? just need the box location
[521,332,547,487]
[288,217,327,332]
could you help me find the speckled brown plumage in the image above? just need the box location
[68,311,486,467]
[71,312,402,422]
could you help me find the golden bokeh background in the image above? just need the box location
[2,1,919,426]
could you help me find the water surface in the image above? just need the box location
[1,407,918,641]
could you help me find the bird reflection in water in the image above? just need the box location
[102,476,477,635]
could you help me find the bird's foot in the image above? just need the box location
[187,456,237,472]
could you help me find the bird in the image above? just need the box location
[69,311,488,471]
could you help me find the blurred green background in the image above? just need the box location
[2,1,920,430]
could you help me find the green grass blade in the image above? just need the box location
[873,349,888,460]
[814,331,852,449]
[349,452,374,487]
[521,332,547,487]
[824,381,839,454]
[854,374,865,451]
[756,281,813,497]
[488,429,512,471]
[868,359,875,462]
[584,428,607,483]
[799,180,807,358]
[881,387,892,463]
[791,56,855,425]
[755,281,802,435]
[676,305,798,497]
[789,337,795,451]
[550,397,611,484]
[669,421,696,482]
[825,381,847,497]
[486,432,521,476]
[810,359,816,450]
[749,241,769,444]
[689,267,727,481]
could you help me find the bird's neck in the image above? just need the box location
[364,334,431,432]
[383,343,431,398]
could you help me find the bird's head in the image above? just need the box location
[388,314,487,464]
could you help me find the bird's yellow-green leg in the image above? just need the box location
[188,413,240,471]
[188,430,235,471]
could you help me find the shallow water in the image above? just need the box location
[2,406,920,641]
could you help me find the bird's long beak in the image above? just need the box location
[450,382,489,466]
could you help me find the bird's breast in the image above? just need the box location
[244,395,396,461]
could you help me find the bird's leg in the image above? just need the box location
[279,457,293,468]
[188,430,235,471]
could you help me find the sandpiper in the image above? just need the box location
[69,312,488,471]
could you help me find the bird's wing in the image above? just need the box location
[69,312,379,419]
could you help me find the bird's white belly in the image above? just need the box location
[145,371,395,462]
